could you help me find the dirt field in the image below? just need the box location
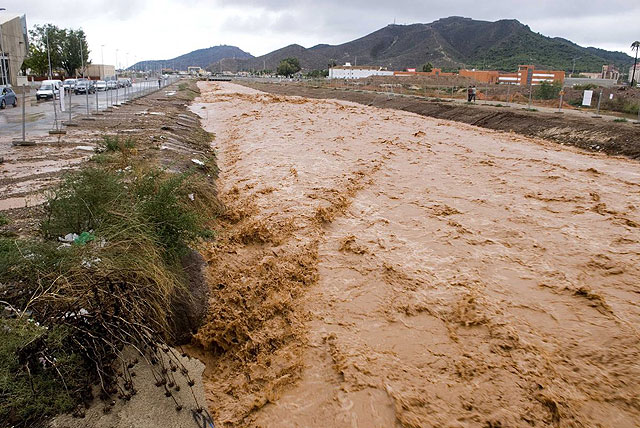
[241,82,640,160]
[190,81,640,428]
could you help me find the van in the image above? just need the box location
[36,79,62,100]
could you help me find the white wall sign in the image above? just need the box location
[582,90,593,106]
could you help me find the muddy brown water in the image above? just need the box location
[190,82,640,428]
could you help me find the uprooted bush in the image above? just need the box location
[0,165,218,427]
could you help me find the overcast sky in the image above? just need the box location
[7,1,640,67]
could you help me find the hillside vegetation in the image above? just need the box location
[207,17,633,73]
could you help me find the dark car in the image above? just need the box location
[74,80,95,94]
[0,86,17,109]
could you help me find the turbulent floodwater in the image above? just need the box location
[189,82,640,428]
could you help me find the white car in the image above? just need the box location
[96,80,107,91]
[63,79,77,91]
[36,80,62,100]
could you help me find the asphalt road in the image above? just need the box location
[0,79,178,139]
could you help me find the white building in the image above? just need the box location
[329,63,393,79]
[629,64,640,85]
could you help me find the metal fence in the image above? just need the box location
[12,74,181,144]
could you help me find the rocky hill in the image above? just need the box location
[208,17,633,73]
[129,45,253,71]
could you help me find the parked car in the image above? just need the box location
[95,80,107,91]
[117,78,131,88]
[107,80,118,90]
[36,80,62,100]
[0,86,17,109]
[63,79,77,91]
[74,79,95,94]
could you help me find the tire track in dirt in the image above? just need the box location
[189,82,640,428]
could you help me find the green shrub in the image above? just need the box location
[98,135,135,153]
[133,170,202,260]
[41,167,211,262]
[535,81,562,100]
[0,317,89,427]
[42,168,128,239]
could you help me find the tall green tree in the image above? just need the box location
[631,41,640,86]
[422,62,433,72]
[277,57,301,77]
[23,24,90,77]
[61,29,90,77]
[23,43,49,76]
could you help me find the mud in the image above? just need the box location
[242,82,640,160]
[191,82,640,428]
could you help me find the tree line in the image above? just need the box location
[22,24,90,78]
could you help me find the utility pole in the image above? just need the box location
[571,57,580,76]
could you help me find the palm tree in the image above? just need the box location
[631,41,640,87]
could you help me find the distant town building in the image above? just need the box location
[188,66,204,76]
[601,64,620,81]
[329,63,565,85]
[0,11,28,87]
[329,63,394,79]
[629,64,640,84]
[496,65,565,86]
[85,64,115,80]
[394,68,455,77]
[581,72,602,79]
[459,69,500,84]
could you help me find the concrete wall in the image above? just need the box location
[329,67,394,79]
[0,14,28,87]
[460,69,500,84]
[564,77,618,88]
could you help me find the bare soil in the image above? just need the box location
[241,81,640,160]
[190,82,640,428]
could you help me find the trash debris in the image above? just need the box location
[75,146,95,152]
[191,159,205,167]
[81,257,102,268]
[59,233,79,243]
[188,193,195,201]
[58,232,95,245]
[74,231,95,245]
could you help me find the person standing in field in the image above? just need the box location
[471,86,477,102]
[467,86,473,102]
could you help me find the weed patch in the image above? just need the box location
[1,147,219,427]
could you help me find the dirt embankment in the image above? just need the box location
[1,81,215,428]
[241,82,640,160]
[190,82,640,427]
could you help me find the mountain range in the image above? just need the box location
[133,17,635,74]
[129,45,253,71]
